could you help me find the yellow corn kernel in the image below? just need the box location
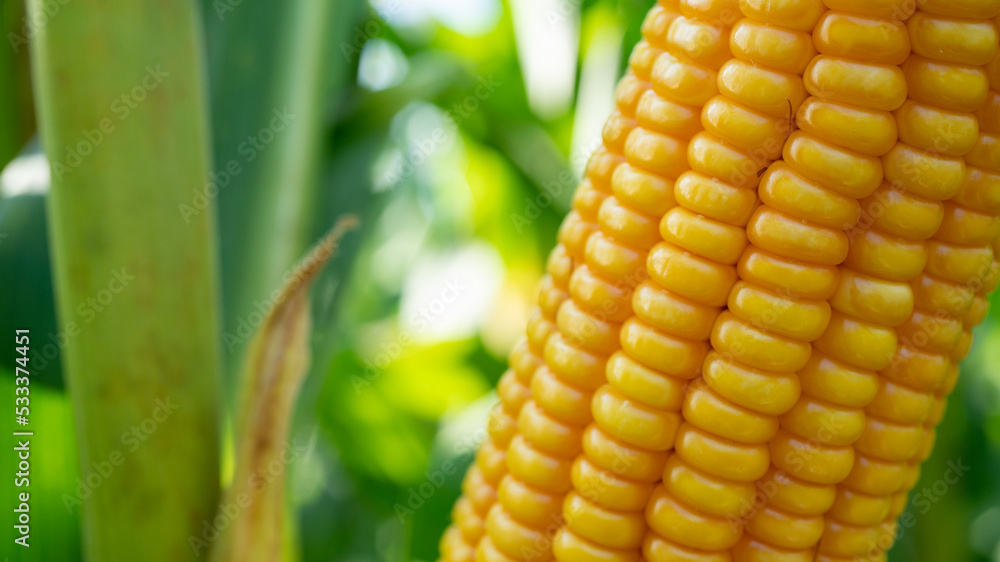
[719,59,808,117]
[782,132,884,199]
[779,396,866,446]
[571,457,653,512]
[682,381,780,443]
[755,466,836,516]
[506,435,573,494]
[828,270,913,327]
[518,401,584,458]
[660,207,749,264]
[742,506,824,550]
[732,535,816,561]
[477,536,518,562]
[747,206,849,266]
[646,485,744,550]
[662,454,757,517]
[817,520,890,558]
[605,352,687,412]
[911,13,998,65]
[813,12,911,65]
[702,352,802,415]
[644,532,734,562]
[455,497,486,543]
[611,164,675,218]
[624,128,690,178]
[530,368,592,426]
[620,318,709,378]
[687,132,768,189]
[582,424,668,483]
[919,0,1000,19]
[583,233,643,282]
[826,489,892,526]
[864,378,934,424]
[702,97,787,159]
[768,430,855,485]
[498,475,562,530]
[673,172,758,228]
[648,242,738,307]
[552,530,639,562]
[859,184,944,240]
[652,54,719,107]
[805,56,907,111]
[740,0,825,31]
[796,98,897,156]
[592,386,682,450]
[486,505,554,562]
[902,55,990,112]
[562,492,647,550]
[839,455,909,497]
[736,247,839,301]
[675,423,771,482]
[730,19,817,74]
[443,525,476,562]
[840,228,928,282]
[894,100,980,156]
[711,312,812,373]
[569,267,631,325]
[598,198,662,252]
[796,354,878,409]
[728,280,831,340]
[758,163,860,231]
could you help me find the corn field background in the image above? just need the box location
[0,0,999,561]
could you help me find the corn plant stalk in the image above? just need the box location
[28,1,222,560]
[208,0,338,387]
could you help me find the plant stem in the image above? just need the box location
[28,1,222,560]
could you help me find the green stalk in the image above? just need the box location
[28,1,221,560]
[209,0,337,384]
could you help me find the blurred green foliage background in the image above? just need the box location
[1,0,999,560]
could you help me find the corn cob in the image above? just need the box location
[552,0,783,559]
[441,2,1000,560]
[815,9,1000,559]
